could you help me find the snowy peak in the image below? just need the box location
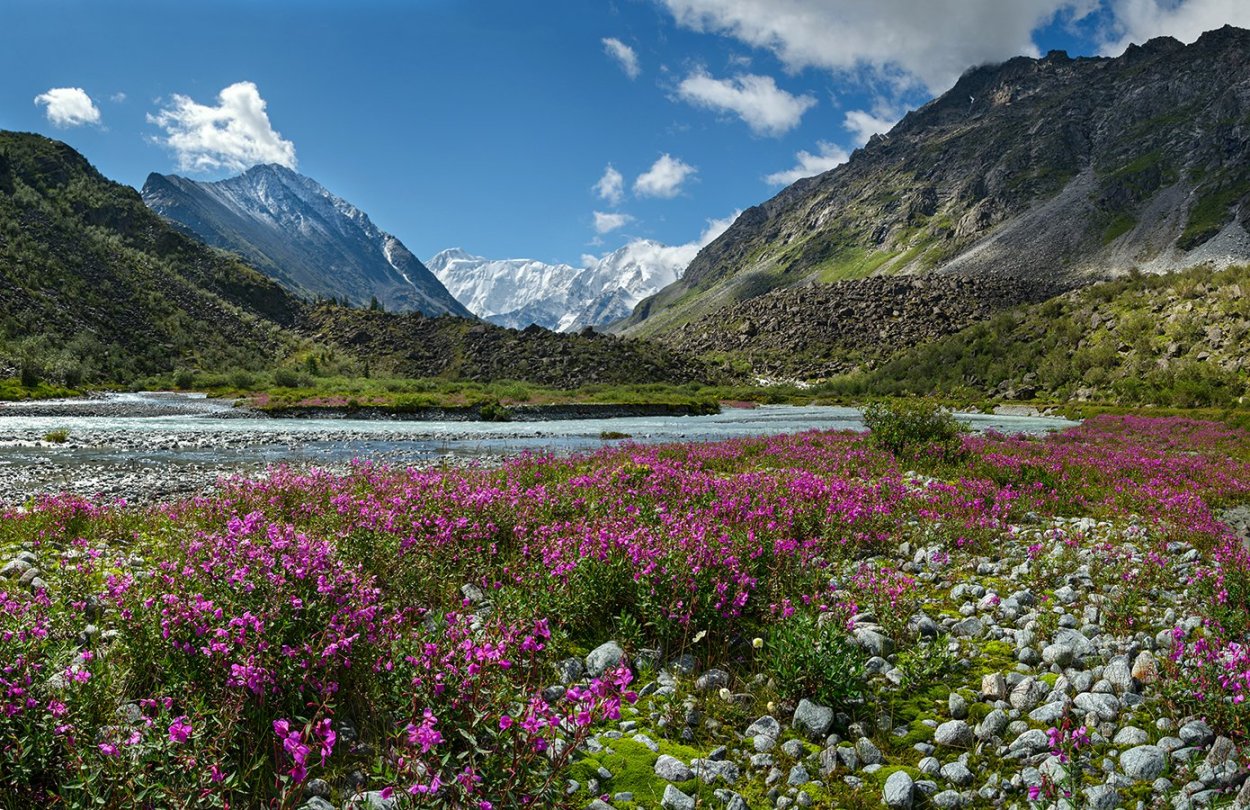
[429,239,696,332]
[141,166,471,318]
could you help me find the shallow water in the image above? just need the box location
[0,393,1078,469]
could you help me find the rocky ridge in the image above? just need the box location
[623,27,1250,338]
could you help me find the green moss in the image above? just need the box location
[1180,177,1250,249]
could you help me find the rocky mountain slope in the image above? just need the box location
[142,165,471,317]
[430,239,691,332]
[0,132,716,390]
[623,26,1250,338]
[839,262,1250,407]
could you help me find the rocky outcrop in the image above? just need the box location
[663,274,1065,378]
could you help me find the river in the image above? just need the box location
[0,393,1078,504]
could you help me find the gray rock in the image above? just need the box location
[981,673,1008,701]
[855,737,883,765]
[883,770,914,809]
[1029,701,1069,724]
[1074,692,1120,722]
[976,709,1008,741]
[788,764,810,786]
[941,762,975,786]
[661,784,695,810]
[780,739,805,758]
[934,720,974,748]
[347,791,395,810]
[1120,745,1167,781]
[695,668,730,691]
[1010,729,1051,754]
[655,754,693,782]
[792,699,834,740]
[948,692,968,720]
[691,759,740,784]
[1205,736,1236,767]
[1180,720,1215,748]
[1042,643,1075,667]
[1053,628,1094,658]
[1083,784,1119,810]
[918,756,941,775]
[931,789,962,808]
[1113,727,1149,747]
[1104,657,1135,693]
[952,617,984,638]
[746,715,781,739]
[585,642,626,678]
[302,799,334,810]
[1132,650,1158,684]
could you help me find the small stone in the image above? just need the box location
[655,754,693,782]
[1074,692,1120,722]
[661,784,695,810]
[1130,651,1157,683]
[1104,657,1135,693]
[792,699,834,740]
[695,668,730,691]
[746,716,781,739]
[948,693,968,720]
[941,762,974,786]
[585,642,626,678]
[787,764,810,786]
[976,709,1008,741]
[931,789,962,808]
[1042,644,1075,667]
[934,720,973,748]
[1113,727,1149,747]
[883,770,914,809]
[1083,784,1119,810]
[855,737,883,765]
[981,673,1007,701]
[303,798,334,810]
[1179,720,1215,748]
[1120,745,1167,781]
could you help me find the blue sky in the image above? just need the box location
[3,0,1248,267]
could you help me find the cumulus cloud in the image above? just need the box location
[147,81,296,172]
[596,210,741,278]
[634,153,697,198]
[33,87,102,127]
[594,211,634,234]
[110,92,127,103]
[765,141,850,185]
[1099,0,1250,54]
[676,70,816,136]
[595,164,625,205]
[843,108,901,145]
[602,37,641,78]
[661,0,1100,94]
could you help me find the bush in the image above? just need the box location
[763,610,865,709]
[271,368,302,389]
[478,399,512,422]
[862,398,968,460]
[42,428,70,443]
[172,369,196,390]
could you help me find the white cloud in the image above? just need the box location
[110,92,127,103]
[602,37,641,79]
[608,210,741,275]
[147,81,296,173]
[595,164,625,205]
[676,70,816,136]
[1099,0,1250,54]
[594,211,635,233]
[765,141,850,185]
[33,87,101,128]
[634,153,697,198]
[843,108,901,145]
[661,0,1100,94]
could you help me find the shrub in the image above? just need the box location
[172,369,196,390]
[862,398,968,460]
[271,368,302,389]
[42,428,69,443]
[763,610,865,709]
[478,400,512,422]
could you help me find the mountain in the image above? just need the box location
[0,132,717,390]
[623,26,1250,338]
[142,165,472,317]
[429,239,693,332]
[0,132,304,384]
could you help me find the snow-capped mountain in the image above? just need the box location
[429,239,699,332]
[142,164,471,317]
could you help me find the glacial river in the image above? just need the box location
[0,393,1079,503]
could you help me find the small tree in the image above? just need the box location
[862,398,968,461]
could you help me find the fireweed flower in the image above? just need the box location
[168,715,192,744]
